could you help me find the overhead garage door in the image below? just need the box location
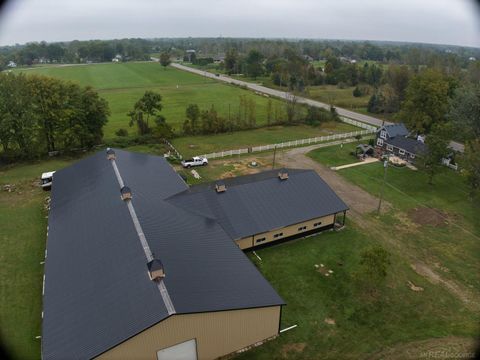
[157,339,197,360]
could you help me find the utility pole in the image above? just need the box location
[272,146,277,169]
[377,158,388,214]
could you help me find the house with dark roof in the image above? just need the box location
[42,149,348,360]
[375,123,427,161]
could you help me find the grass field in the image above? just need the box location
[15,62,287,140]
[172,122,358,158]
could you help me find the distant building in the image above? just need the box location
[303,55,314,62]
[112,54,122,62]
[469,56,476,61]
[7,61,16,68]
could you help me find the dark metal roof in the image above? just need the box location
[380,123,409,138]
[386,136,427,155]
[167,169,349,240]
[43,149,284,360]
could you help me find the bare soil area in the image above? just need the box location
[408,207,450,227]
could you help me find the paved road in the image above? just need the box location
[171,63,464,152]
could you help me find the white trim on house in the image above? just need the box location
[377,138,384,146]
[386,144,393,151]
[399,149,406,155]
[380,130,387,139]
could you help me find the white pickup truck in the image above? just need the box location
[41,171,56,190]
[181,156,208,168]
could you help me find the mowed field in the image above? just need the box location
[16,62,286,139]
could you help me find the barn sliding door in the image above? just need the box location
[156,339,197,360]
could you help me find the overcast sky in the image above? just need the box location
[0,0,478,47]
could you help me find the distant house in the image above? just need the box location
[7,61,16,68]
[303,55,314,62]
[213,54,225,63]
[375,123,427,161]
[112,54,122,62]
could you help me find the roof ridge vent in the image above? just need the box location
[215,180,226,193]
[147,258,165,280]
[106,148,116,160]
[278,168,289,180]
[120,186,132,201]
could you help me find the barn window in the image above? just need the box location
[298,226,307,232]
[376,138,384,146]
[313,222,322,227]
[273,232,284,239]
[255,237,266,244]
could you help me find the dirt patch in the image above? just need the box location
[281,343,306,358]
[408,207,449,227]
[324,318,336,325]
[369,336,477,360]
[411,262,479,311]
[407,280,424,292]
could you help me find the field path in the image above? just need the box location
[171,62,464,153]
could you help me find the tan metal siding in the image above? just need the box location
[97,306,281,360]
[251,214,335,248]
[235,236,253,250]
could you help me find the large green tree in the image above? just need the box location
[245,50,264,79]
[159,52,171,69]
[128,91,163,135]
[421,124,450,185]
[461,139,480,198]
[224,48,238,75]
[398,69,452,134]
[448,85,480,141]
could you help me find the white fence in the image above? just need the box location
[340,116,378,131]
[198,128,376,160]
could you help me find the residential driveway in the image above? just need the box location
[276,143,389,221]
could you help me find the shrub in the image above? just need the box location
[115,128,128,137]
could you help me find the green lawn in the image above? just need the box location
[15,62,286,140]
[308,142,360,168]
[237,226,477,359]
[308,145,480,293]
[0,158,75,360]
[172,122,358,158]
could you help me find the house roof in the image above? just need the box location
[43,149,285,360]
[380,123,409,138]
[386,136,427,155]
[167,169,349,240]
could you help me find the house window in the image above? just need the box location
[376,138,384,146]
[386,144,393,151]
[273,232,284,239]
[313,222,322,227]
[255,237,266,244]
[380,130,387,139]
[410,153,415,159]
[399,149,406,155]
[298,226,307,232]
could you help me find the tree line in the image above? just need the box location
[0,73,109,161]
